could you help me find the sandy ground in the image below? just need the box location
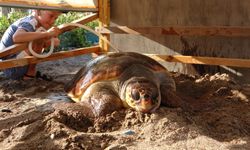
[0,55,250,150]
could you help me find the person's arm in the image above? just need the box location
[12,26,61,43]
[13,29,50,43]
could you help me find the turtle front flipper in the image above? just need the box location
[160,88,182,107]
[160,86,194,113]
[157,72,192,111]
[156,71,182,108]
[80,82,124,117]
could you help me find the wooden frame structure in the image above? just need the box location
[1,0,250,70]
[0,0,99,12]
[96,26,250,37]
[0,0,106,70]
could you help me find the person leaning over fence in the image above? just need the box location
[0,10,62,81]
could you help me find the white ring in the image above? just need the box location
[28,27,55,58]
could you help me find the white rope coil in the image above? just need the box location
[28,23,120,58]
[28,27,55,58]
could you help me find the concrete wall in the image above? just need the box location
[110,0,250,82]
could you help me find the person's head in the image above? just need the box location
[33,10,62,29]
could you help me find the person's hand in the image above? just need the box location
[47,26,61,37]
[50,38,60,47]
[44,37,60,48]
[52,38,60,47]
[31,39,46,54]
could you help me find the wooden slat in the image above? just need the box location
[58,13,98,33]
[0,43,27,58]
[0,0,98,12]
[0,46,100,70]
[98,0,110,52]
[3,49,250,69]
[93,52,250,68]
[96,26,250,37]
[146,54,250,68]
[0,13,98,58]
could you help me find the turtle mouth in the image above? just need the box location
[135,98,160,113]
[136,105,159,113]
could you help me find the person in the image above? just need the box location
[0,9,62,81]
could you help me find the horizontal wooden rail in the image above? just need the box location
[58,13,98,33]
[0,13,98,59]
[0,43,28,59]
[1,49,250,70]
[93,52,250,68]
[146,54,250,68]
[0,0,98,12]
[0,46,100,70]
[96,26,250,37]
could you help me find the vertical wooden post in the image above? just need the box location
[98,0,110,52]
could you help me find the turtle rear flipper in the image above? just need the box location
[80,82,124,117]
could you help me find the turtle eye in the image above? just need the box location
[131,89,140,101]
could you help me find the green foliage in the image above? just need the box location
[54,12,98,51]
[56,28,91,51]
[55,12,85,25]
[0,15,9,37]
[0,11,27,37]
[55,12,98,51]
[8,11,28,23]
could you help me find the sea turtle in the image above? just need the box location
[64,52,181,117]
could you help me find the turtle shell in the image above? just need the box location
[64,52,167,101]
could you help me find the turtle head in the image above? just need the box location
[122,77,161,113]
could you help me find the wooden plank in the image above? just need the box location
[93,51,250,68]
[58,13,98,32]
[0,46,99,70]
[96,26,250,37]
[0,43,27,58]
[146,54,250,68]
[0,0,98,12]
[0,13,98,58]
[98,0,110,52]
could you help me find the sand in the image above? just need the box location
[0,55,249,150]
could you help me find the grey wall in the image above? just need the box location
[110,0,250,82]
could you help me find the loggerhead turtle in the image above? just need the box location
[64,52,181,117]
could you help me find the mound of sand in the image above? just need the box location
[0,55,249,150]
